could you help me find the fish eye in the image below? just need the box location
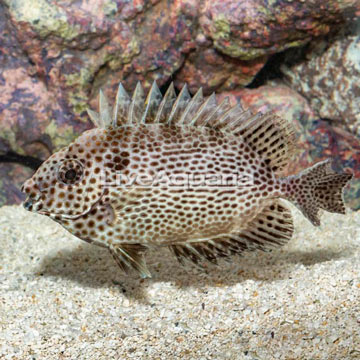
[57,159,84,185]
[64,169,77,181]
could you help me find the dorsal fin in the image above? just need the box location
[167,84,191,124]
[178,87,203,126]
[141,81,163,123]
[88,82,296,173]
[203,97,231,127]
[113,82,131,127]
[214,104,245,130]
[89,82,232,129]
[99,90,112,128]
[190,92,217,126]
[230,112,297,173]
[87,108,102,128]
[154,82,177,123]
[128,82,145,124]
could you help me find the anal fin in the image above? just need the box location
[170,200,294,266]
[109,243,151,278]
[238,199,294,250]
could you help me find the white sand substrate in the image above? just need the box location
[0,205,359,359]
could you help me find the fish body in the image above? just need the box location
[22,82,352,277]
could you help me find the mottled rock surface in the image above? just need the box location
[0,0,359,206]
[282,22,360,137]
[174,47,267,95]
[200,0,359,59]
[0,164,34,206]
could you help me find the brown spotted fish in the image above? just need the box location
[22,82,352,278]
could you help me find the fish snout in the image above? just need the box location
[22,178,37,194]
[23,193,44,212]
[22,178,44,212]
[23,198,34,211]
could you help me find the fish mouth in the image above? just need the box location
[23,185,105,219]
[23,195,52,217]
[23,195,98,220]
[23,196,46,214]
[23,198,34,211]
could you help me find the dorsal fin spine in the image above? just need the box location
[154,82,176,123]
[87,109,101,128]
[216,104,244,130]
[167,84,191,124]
[204,97,231,127]
[190,93,217,126]
[127,82,144,125]
[113,82,130,127]
[141,81,163,124]
[223,109,252,132]
[178,87,203,126]
[99,90,111,128]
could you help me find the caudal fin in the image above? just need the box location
[286,160,353,226]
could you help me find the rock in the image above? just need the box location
[218,82,317,128]
[0,2,90,156]
[174,47,267,95]
[282,22,360,137]
[1,0,198,122]
[219,83,360,210]
[200,0,359,59]
[0,164,33,206]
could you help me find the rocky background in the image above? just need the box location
[0,0,359,208]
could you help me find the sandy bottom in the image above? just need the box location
[0,205,359,359]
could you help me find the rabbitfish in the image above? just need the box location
[22,82,353,277]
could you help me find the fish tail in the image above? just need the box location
[284,159,352,226]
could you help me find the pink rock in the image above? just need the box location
[200,0,359,59]
[282,31,360,137]
[174,48,267,95]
